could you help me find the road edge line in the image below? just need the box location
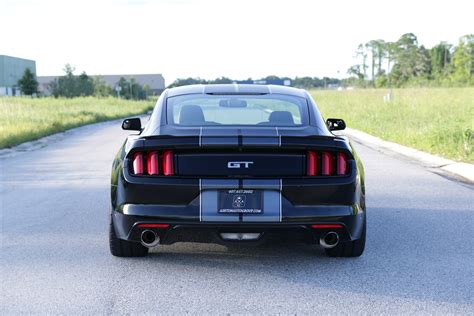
[340,128,474,185]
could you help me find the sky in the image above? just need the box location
[1,0,473,85]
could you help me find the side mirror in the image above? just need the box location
[326,118,346,131]
[122,118,142,131]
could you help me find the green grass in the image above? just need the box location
[312,88,474,163]
[0,97,154,148]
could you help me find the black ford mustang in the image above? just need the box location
[109,84,366,257]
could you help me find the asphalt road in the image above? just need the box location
[1,119,473,314]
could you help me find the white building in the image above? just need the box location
[0,55,37,96]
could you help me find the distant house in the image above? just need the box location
[0,55,37,96]
[38,73,166,96]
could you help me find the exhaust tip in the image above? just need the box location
[140,230,160,248]
[320,231,339,249]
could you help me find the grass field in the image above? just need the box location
[0,97,154,148]
[312,88,474,163]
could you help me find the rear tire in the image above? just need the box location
[109,215,148,257]
[325,219,366,257]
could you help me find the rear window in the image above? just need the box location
[166,94,309,126]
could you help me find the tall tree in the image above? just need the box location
[430,42,452,79]
[451,34,474,83]
[389,33,432,85]
[117,77,147,100]
[53,64,78,98]
[92,76,113,97]
[355,43,368,84]
[17,68,38,95]
[366,41,376,87]
[374,40,386,77]
[77,72,94,96]
[366,40,386,87]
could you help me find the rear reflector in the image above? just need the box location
[146,151,159,175]
[337,153,347,175]
[322,151,333,176]
[132,152,144,175]
[162,150,174,176]
[307,151,318,176]
[137,223,170,229]
[311,224,343,229]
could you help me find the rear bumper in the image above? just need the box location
[112,204,365,245]
[112,160,365,245]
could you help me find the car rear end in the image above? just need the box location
[110,85,366,257]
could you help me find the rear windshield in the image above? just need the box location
[166,94,309,126]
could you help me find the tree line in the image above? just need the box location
[347,33,474,87]
[16,33,473,97]
[16,64,150,99]
[168,75,341,89]
[48,64,149,99]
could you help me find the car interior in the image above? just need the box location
[177,104,297,126]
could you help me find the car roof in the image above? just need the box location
[166,84,308,98]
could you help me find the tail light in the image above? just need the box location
[130,150,174,176]
[132,152,144,175]
[307,151,318,176]
[322,151,333,176]
[337,153,347,175]
[146,151,159,175]
[306,151,349,177]
[162,150,174,176]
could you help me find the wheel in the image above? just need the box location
[325,218,366,257]
[109,215,148,257]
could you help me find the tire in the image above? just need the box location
[325,218,366,257]
[109,216,148,257]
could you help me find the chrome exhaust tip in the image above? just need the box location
[320,231,339,249]
[140,230,160,248]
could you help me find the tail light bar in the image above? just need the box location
[162,150,174,176]
[321,151,333,176]
[306,151,350,176]
[306,151,318,176]
[132,152,144,175]
[130,150,174,176]
[146,151,159,175]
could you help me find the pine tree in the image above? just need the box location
[17,68,38,96]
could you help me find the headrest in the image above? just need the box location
[268,111,294,125]
[179,105,205,125]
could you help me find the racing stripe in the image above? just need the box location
[200,179,240,222]
[241,179,280,222]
